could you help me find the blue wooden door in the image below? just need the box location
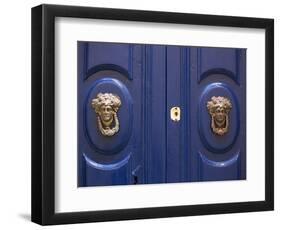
[78,42,246,186]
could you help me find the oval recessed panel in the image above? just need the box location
[198,83,239,153]
[85,78,133,155]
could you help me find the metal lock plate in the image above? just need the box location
[170,107,181,122]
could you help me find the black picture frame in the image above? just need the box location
[31,4,274,225]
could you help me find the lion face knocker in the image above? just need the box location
[91,93,121,136]
[207,96,232,136]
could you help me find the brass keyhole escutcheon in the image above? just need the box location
[170,107,181,122]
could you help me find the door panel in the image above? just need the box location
[189,47,246,181]
[78,42,144,186]
[145,45,167,184]
[166,46,189,182]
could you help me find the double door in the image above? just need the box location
[78,42,246,186]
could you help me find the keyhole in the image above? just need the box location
[170,107,181,121]
[133,175,138,184]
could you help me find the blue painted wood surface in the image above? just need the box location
[78,42,246,186]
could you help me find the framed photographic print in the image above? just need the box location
[31,4,274,225]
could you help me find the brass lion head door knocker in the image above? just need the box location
[207,96,232,136]
[91,93,121,136]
